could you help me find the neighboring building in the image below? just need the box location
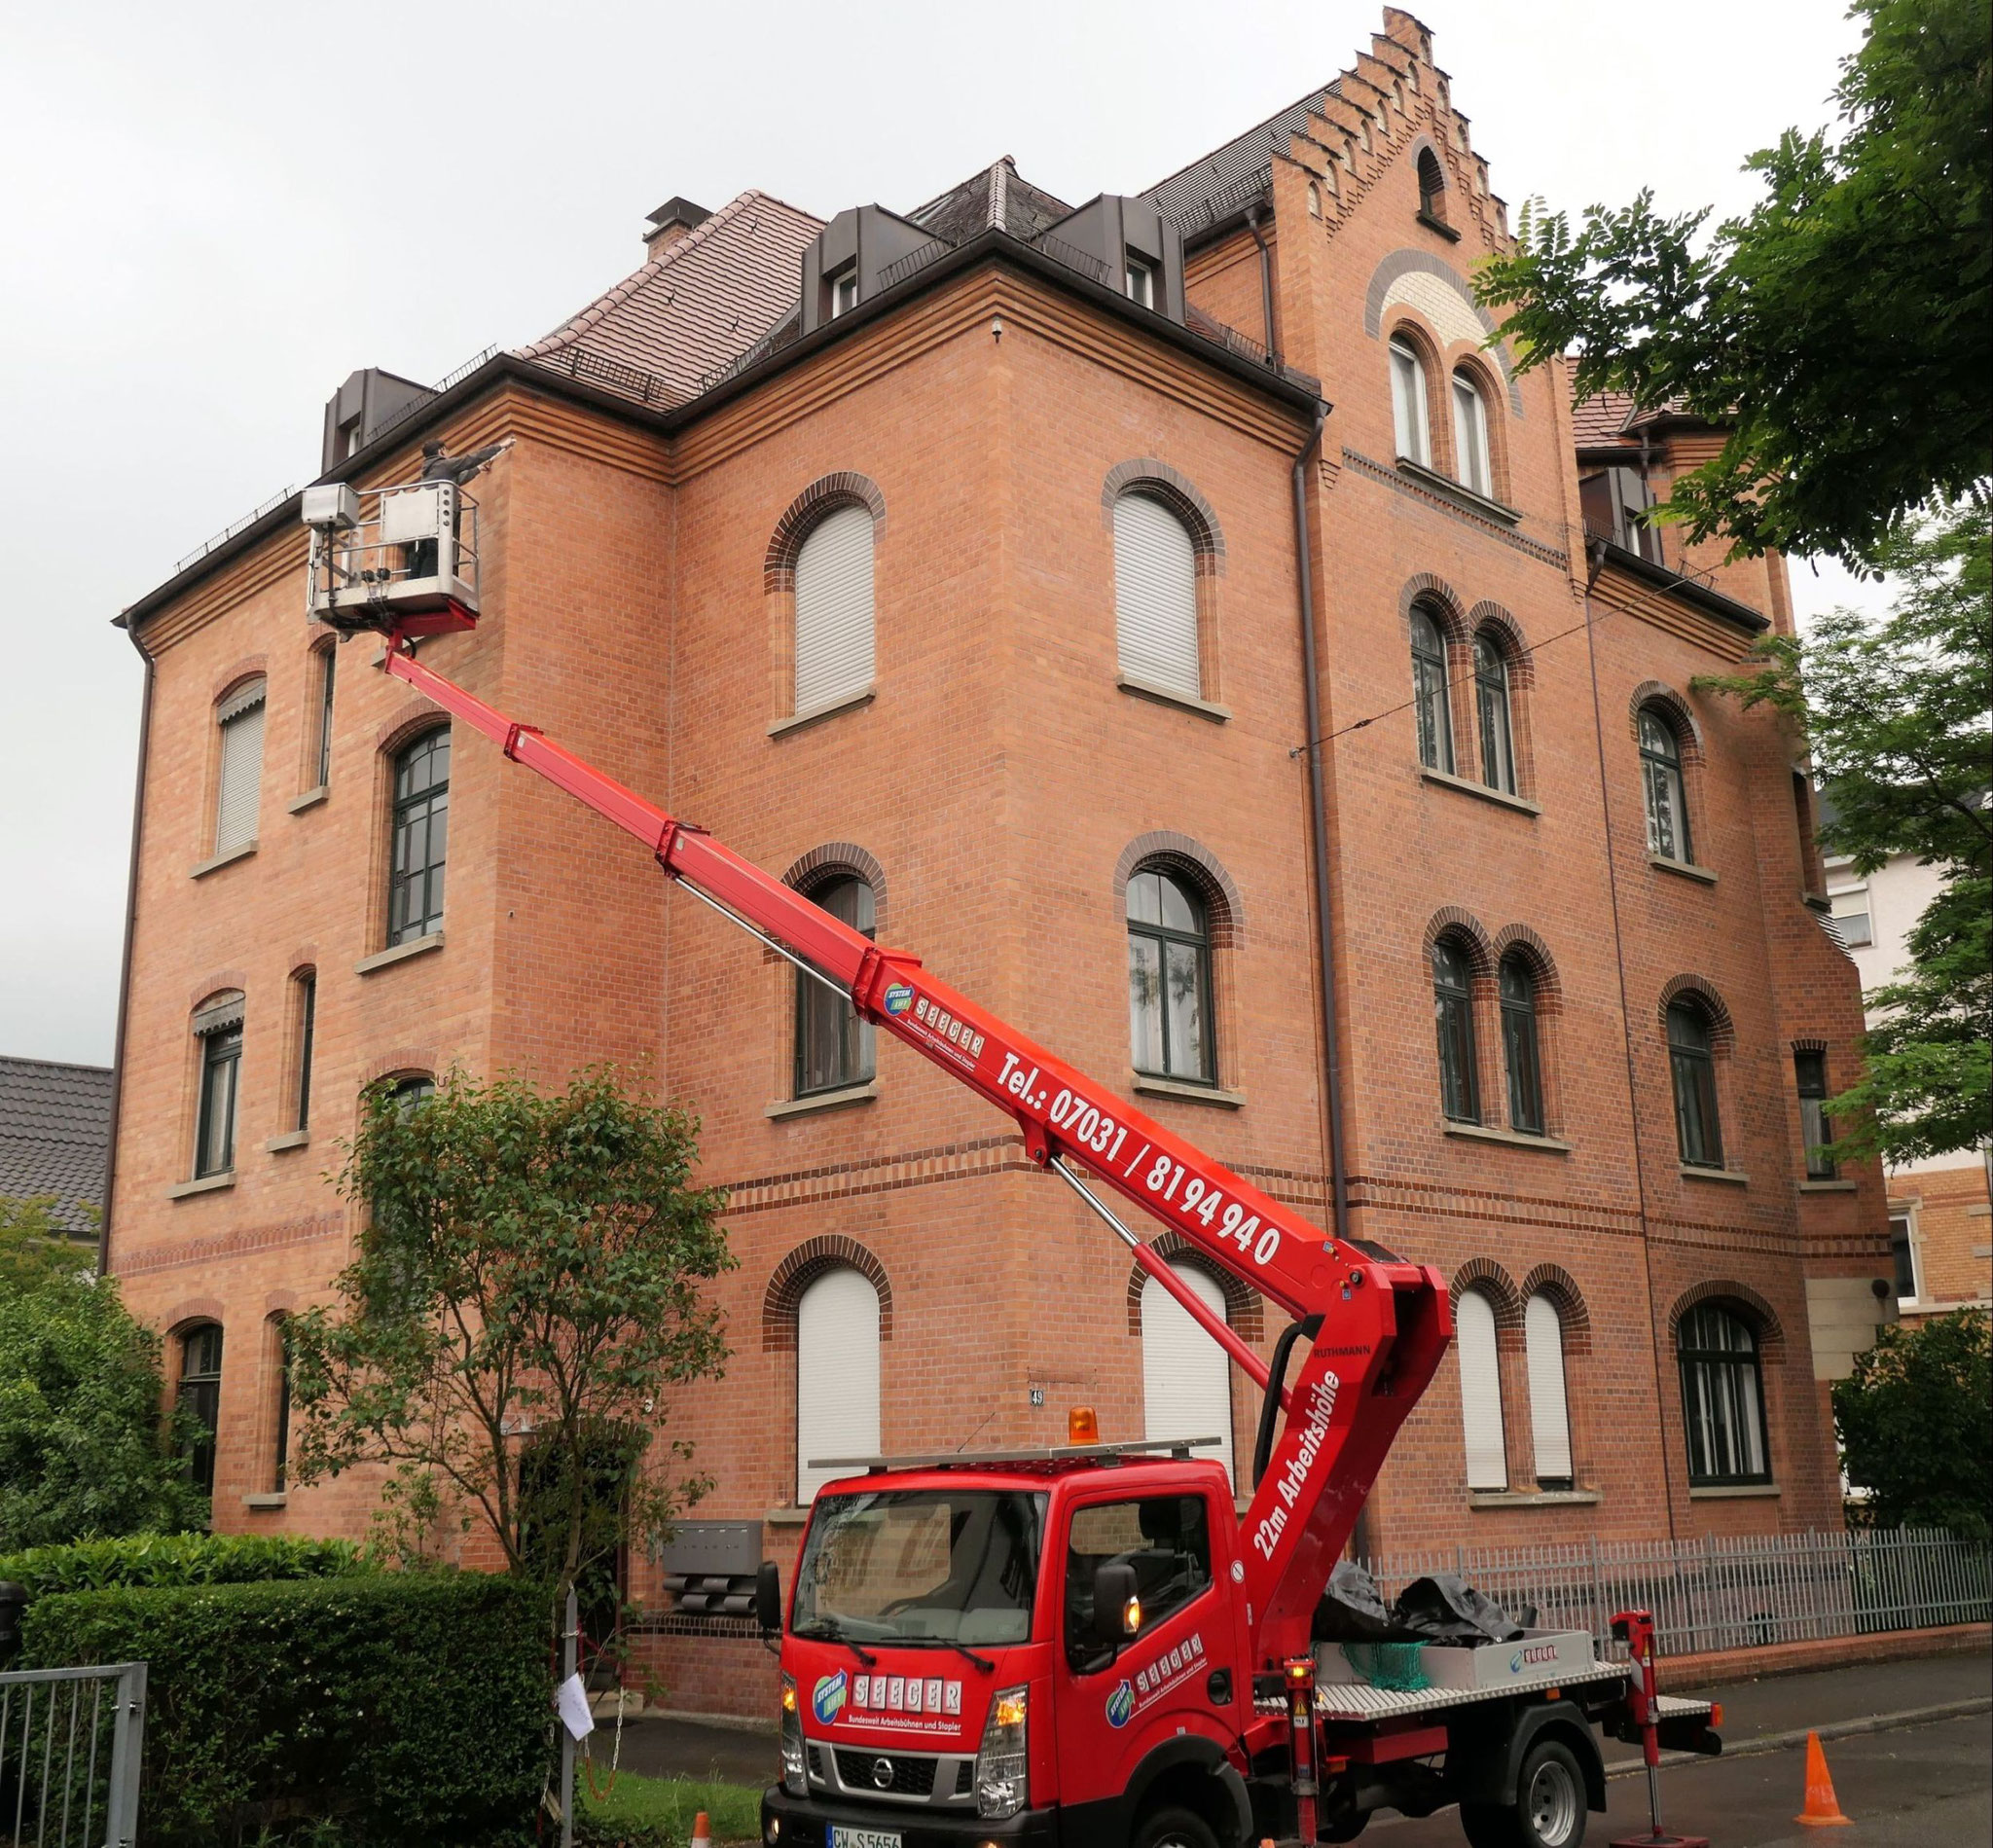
[103,10,1893,1712]
[0,1054,113,1244]
[1819,822,1993,1318]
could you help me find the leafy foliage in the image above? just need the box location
[287,1066,733,1607]
[20,1572,547,1846]
[1833,1308,1992,1539]
[1477,0,1990,564]
[0,1253,208,1550]
[1698,501,1990,1163]
[0,1192,98,1292]
[0,1530,367,1602]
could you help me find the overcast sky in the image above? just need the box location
[0,0,1888,1067]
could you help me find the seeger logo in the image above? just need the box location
[813,1670,848,1724]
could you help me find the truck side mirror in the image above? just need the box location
[754,1561,782,1635]
[1093,1563,1141,1648]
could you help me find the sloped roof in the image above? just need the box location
[515,190,823,410]
[1569,386,1638,448]
[1143,84,1340,229]
[0,1056,113,1235]
[909,157,1073,245]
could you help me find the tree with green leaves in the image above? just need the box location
[286,1067,734,1610]
[0,1208,209,1549]
[0,1193,99,1294]
[1698,500,1990,1166]
[1833,1307,1991,1539]
[1477,0,1989,566]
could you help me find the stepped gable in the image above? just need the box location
[907,157,1073,245]
[1143,85,1341,228]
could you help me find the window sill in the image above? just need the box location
[1133,1072,1244,1109]
[1395,458,1522,526]
[1681,1165,1748,1185]
[1421,768,1540,815]
[1689,1483,1780,1500]
[1649,853,1717,886]
[167,1173,235,1200]
[263,1129,310,1153]
[1469,1488,1602,1508]
[1445,1122,1571,1154]
[1416,208,1462,243]
[1799,1178,1857,1193]
[287,785,329,815]
[355,932,444,976]
[242,1492,288,1511]
[766,1081,877,1120]
[190,841,257,880]
[765,1506,812,1530]
[768,686,874,739]
[1116,675,1232,724]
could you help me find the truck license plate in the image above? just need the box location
[829,1830,901,1848]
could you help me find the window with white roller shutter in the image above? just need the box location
[213,678,267,854]
[796,1266,881,1504]
[1456,1288,1507,1490]
[1524,1293,1574,1485]
[1141,1262,1234,1486]
[792,505,876,716]
[1113,492,1201,702]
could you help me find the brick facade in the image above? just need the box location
[105,10,1890,1715]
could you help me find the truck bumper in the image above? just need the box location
[760,1786,1060,1846]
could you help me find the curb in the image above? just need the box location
[1604,1694,1993,1780]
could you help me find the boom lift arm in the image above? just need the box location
[377,634,1449,1667]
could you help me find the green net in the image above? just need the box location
[1340,1641,1431,1691]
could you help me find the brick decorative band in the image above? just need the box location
[1342,449,1570,567]
[717,1133,1031,1216]
[118,1212,345,1277]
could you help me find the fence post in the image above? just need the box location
[562,1585,578,1848]
[1588,1536,1605,1649]
[104,1660,145,1848]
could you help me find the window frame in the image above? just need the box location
[1124,253,1158,308]
[1794,1050,1835,1179]
[195,1015,242,1179]
[1888,1210,1923,1303]
[1523,1293,1574,1488]
[270,1316,293,1493]
[387,726,450,947]
[794,874,878,1098]
[1677,1303,1772,1488]
[212,676,268,855]
[1112,489,1204,704]
[1639,707,1693,863]
[827,265,858,319]
[1828,886,1873,948]
[314,642,338,789]
[1455,1287,1507,1491]
[1410,605,1454,774]
[1667,999,1724,1170]
[1062,1492,1214,1673]
[1390,337,1432,467]
[178,1322,225,1498]
[1498,955,1545,1136]
[292,970,317,1134]
[1472,633,1515,793]
[1431,936,1480,1124]
[1127,867,1216,1086]
[1451,371,1493,498]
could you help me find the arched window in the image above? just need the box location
[1472,633,1514,792]
[1113,491,1201,702]
[1410,606,1453,773]
[1431,937,1478,1123]
[1141,1263,1234,1485]
[192,990,244,1178]
[312,643,338,791]
[1127,868,1213,1084]
[796,1268,881,1503]
[1456,1288,1505,1490]
[1417,147,1447,223]
[1307,181,1323,218]
[1639,707,1692,862]
[793,505,876,715]
[1667,999,1723,1169]
[1677,1303,1769,1486]
[1499,955,1544,1135]
[289,968,316,1135]
[178,1322,224,1497]
[1390,339,1431,466]
[1451,371,1492,497]
[269,1315,293,1493]
[213,677,267,855]
[1524,1294,1573,1486]
[388,1073,436,1112]
[388,728,450,946]
[795,875,877,1097]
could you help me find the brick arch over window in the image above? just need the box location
[1627,682,1704,759]
[1423,906,1493,978]
[1668,1280,1787,1364]
[1790,1035,1829,1055]
[781,842,888,933]
[1491,924,1562,1007]
[1101,461,1226,573]
[1450,1259,1522,1333]
[377,705,450,756]
[187,972,250,1012]
[1113,832,1243,950]
[1468,601,1534,688]
[358,1049,442,1090]
[164,1298,227,1336]
[1658,975,1735,1053]
[1519,1264,1591,1354]
[763,1237,893,1352]
[763,472,888,594]
[211,659,270,706]
[1124,1233,1263,1342]
[1363,249,1524,414]
[1399,573,1468,645]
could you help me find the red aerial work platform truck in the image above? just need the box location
[305,487,1721,1848]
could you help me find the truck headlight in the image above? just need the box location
[779,1673,807,1796]
[974,1683,1029,1819]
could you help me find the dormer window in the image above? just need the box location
[1125,254,1157,309]
[828,265,858,320]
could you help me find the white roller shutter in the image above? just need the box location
[1114,493,1200,701]
[796,1266,881,1504]
[213,682,267,853]
[793,506,876,716]
[1525,1294,1574,1483]
[1456,1289,1507,1490]
[1141,1262,1234,1486]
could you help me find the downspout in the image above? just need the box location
[99,621,156,1278]
[1247,206,1278,361]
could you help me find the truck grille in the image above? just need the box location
[834,1749,937,1796]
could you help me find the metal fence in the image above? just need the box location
[1358,1527,1990,1659]
[0,1663,145,1848]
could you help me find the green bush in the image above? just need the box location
[0,1530,369,1602]
[23,1572,549,1846]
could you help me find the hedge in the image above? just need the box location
[0,1530,368,1602]
[23,1571,548,1846]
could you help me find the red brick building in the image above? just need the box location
[104,11,1894,1711]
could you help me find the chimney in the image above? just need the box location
[644,196,711,258]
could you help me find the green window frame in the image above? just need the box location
[1127,868,1214,1085]
[1473,634,1515,793]
[178,1322,225,1498]
[1411,607,1453,774]
[1678,1303,1770,1487]
[1639,707,1691,862]
[1667,999,1723,1169]
[388,728,450,946]
[1431,937,1479,1123]
[1499,955,1544,1135]
[794,876,877,1097]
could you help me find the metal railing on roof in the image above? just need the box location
[176,484,301,574]
[1032,235,1111,288]
[536,343,674,407]
[877,240,954,292]
[695,311,804,396]
[1164,164,1274,237]
[1185,302,1276,370]
[367,344,499,447]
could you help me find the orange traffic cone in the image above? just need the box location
[1794,1730,1853,1827]
[689,1811,711,1848]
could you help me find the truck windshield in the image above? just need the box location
[793,1489,1047,1648]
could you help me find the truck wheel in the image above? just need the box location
[1459,1737,1587,1848]
[1132,1805,1219,1848]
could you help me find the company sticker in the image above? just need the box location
[1105,1680,1135,1728]
[812,1670,848,1724]
[884,984,915,1016]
